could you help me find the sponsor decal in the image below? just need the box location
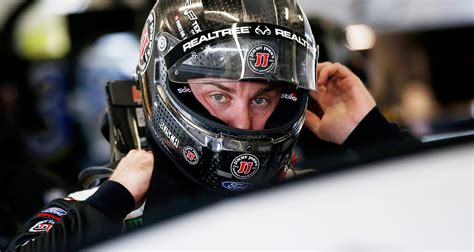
[247,44,276,74]
[177,86,192,94]
[159,120,180,148]
[222,181,253,191]
[255,25,271,36]
[40,207,67,217]
[125,217,144,229]
[157,35,168,52]
[29,220,55,233]
[281,93,298,101]
[175,15,186,39]
[183,0,201,35]
[180,23,315,54]
[174,2,201,39]
[184,9,198,21]
[183,26,251,52]
[230,154,260,180]
[183,146,199,165]
[275,28,315,52]
[139,11,156,73]
[36,207,67,221]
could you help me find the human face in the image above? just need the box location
[188,79,281,130]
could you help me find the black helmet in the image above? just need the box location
[136,0,318,192]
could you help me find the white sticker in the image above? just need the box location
[139,11,156,73]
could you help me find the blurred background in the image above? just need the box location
[0,0,472,248]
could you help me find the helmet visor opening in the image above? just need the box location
[169,80,307,133]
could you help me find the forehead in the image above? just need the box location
[188,78,263,85]
[187,78,279,90]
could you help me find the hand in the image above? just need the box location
[305,62,376,145]
[109,149,154,204]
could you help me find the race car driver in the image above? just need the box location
[7,0,420,251]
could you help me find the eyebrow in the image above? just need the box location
[204,82,280,97]
[205,82,235,93]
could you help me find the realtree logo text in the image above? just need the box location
[180,24,316,54]
[182,26,251,52]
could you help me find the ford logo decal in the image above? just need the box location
[222,181,253,191]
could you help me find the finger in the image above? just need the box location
[318,62,353,86]
[135,149,149,154]
[316,61,332,85]
[304,110,321,136]
[326,63,354,81]
[132,151,154,166]
[142,152,154,166]
[316,61,330,75]
[317,62,339,86]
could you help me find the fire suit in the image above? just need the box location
[6,107,420,251]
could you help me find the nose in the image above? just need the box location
[225,103,252,130]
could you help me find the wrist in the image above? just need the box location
[85,180,135,221]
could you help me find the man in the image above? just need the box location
[187,79,282,130]
[7,0,418,251]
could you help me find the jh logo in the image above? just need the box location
[237,161,254,175]
[231,154,260,180]
[247,44,276,74]
[254,52,270,68]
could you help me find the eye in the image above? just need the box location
[253,97,268,106]
[212,94,227,103]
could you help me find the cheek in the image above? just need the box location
[200,100,219,117]
[197,97,230,121]
[189,87,216,114]
[209,108,226,119]
[252,117,268,130]
[253,102,279,130]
